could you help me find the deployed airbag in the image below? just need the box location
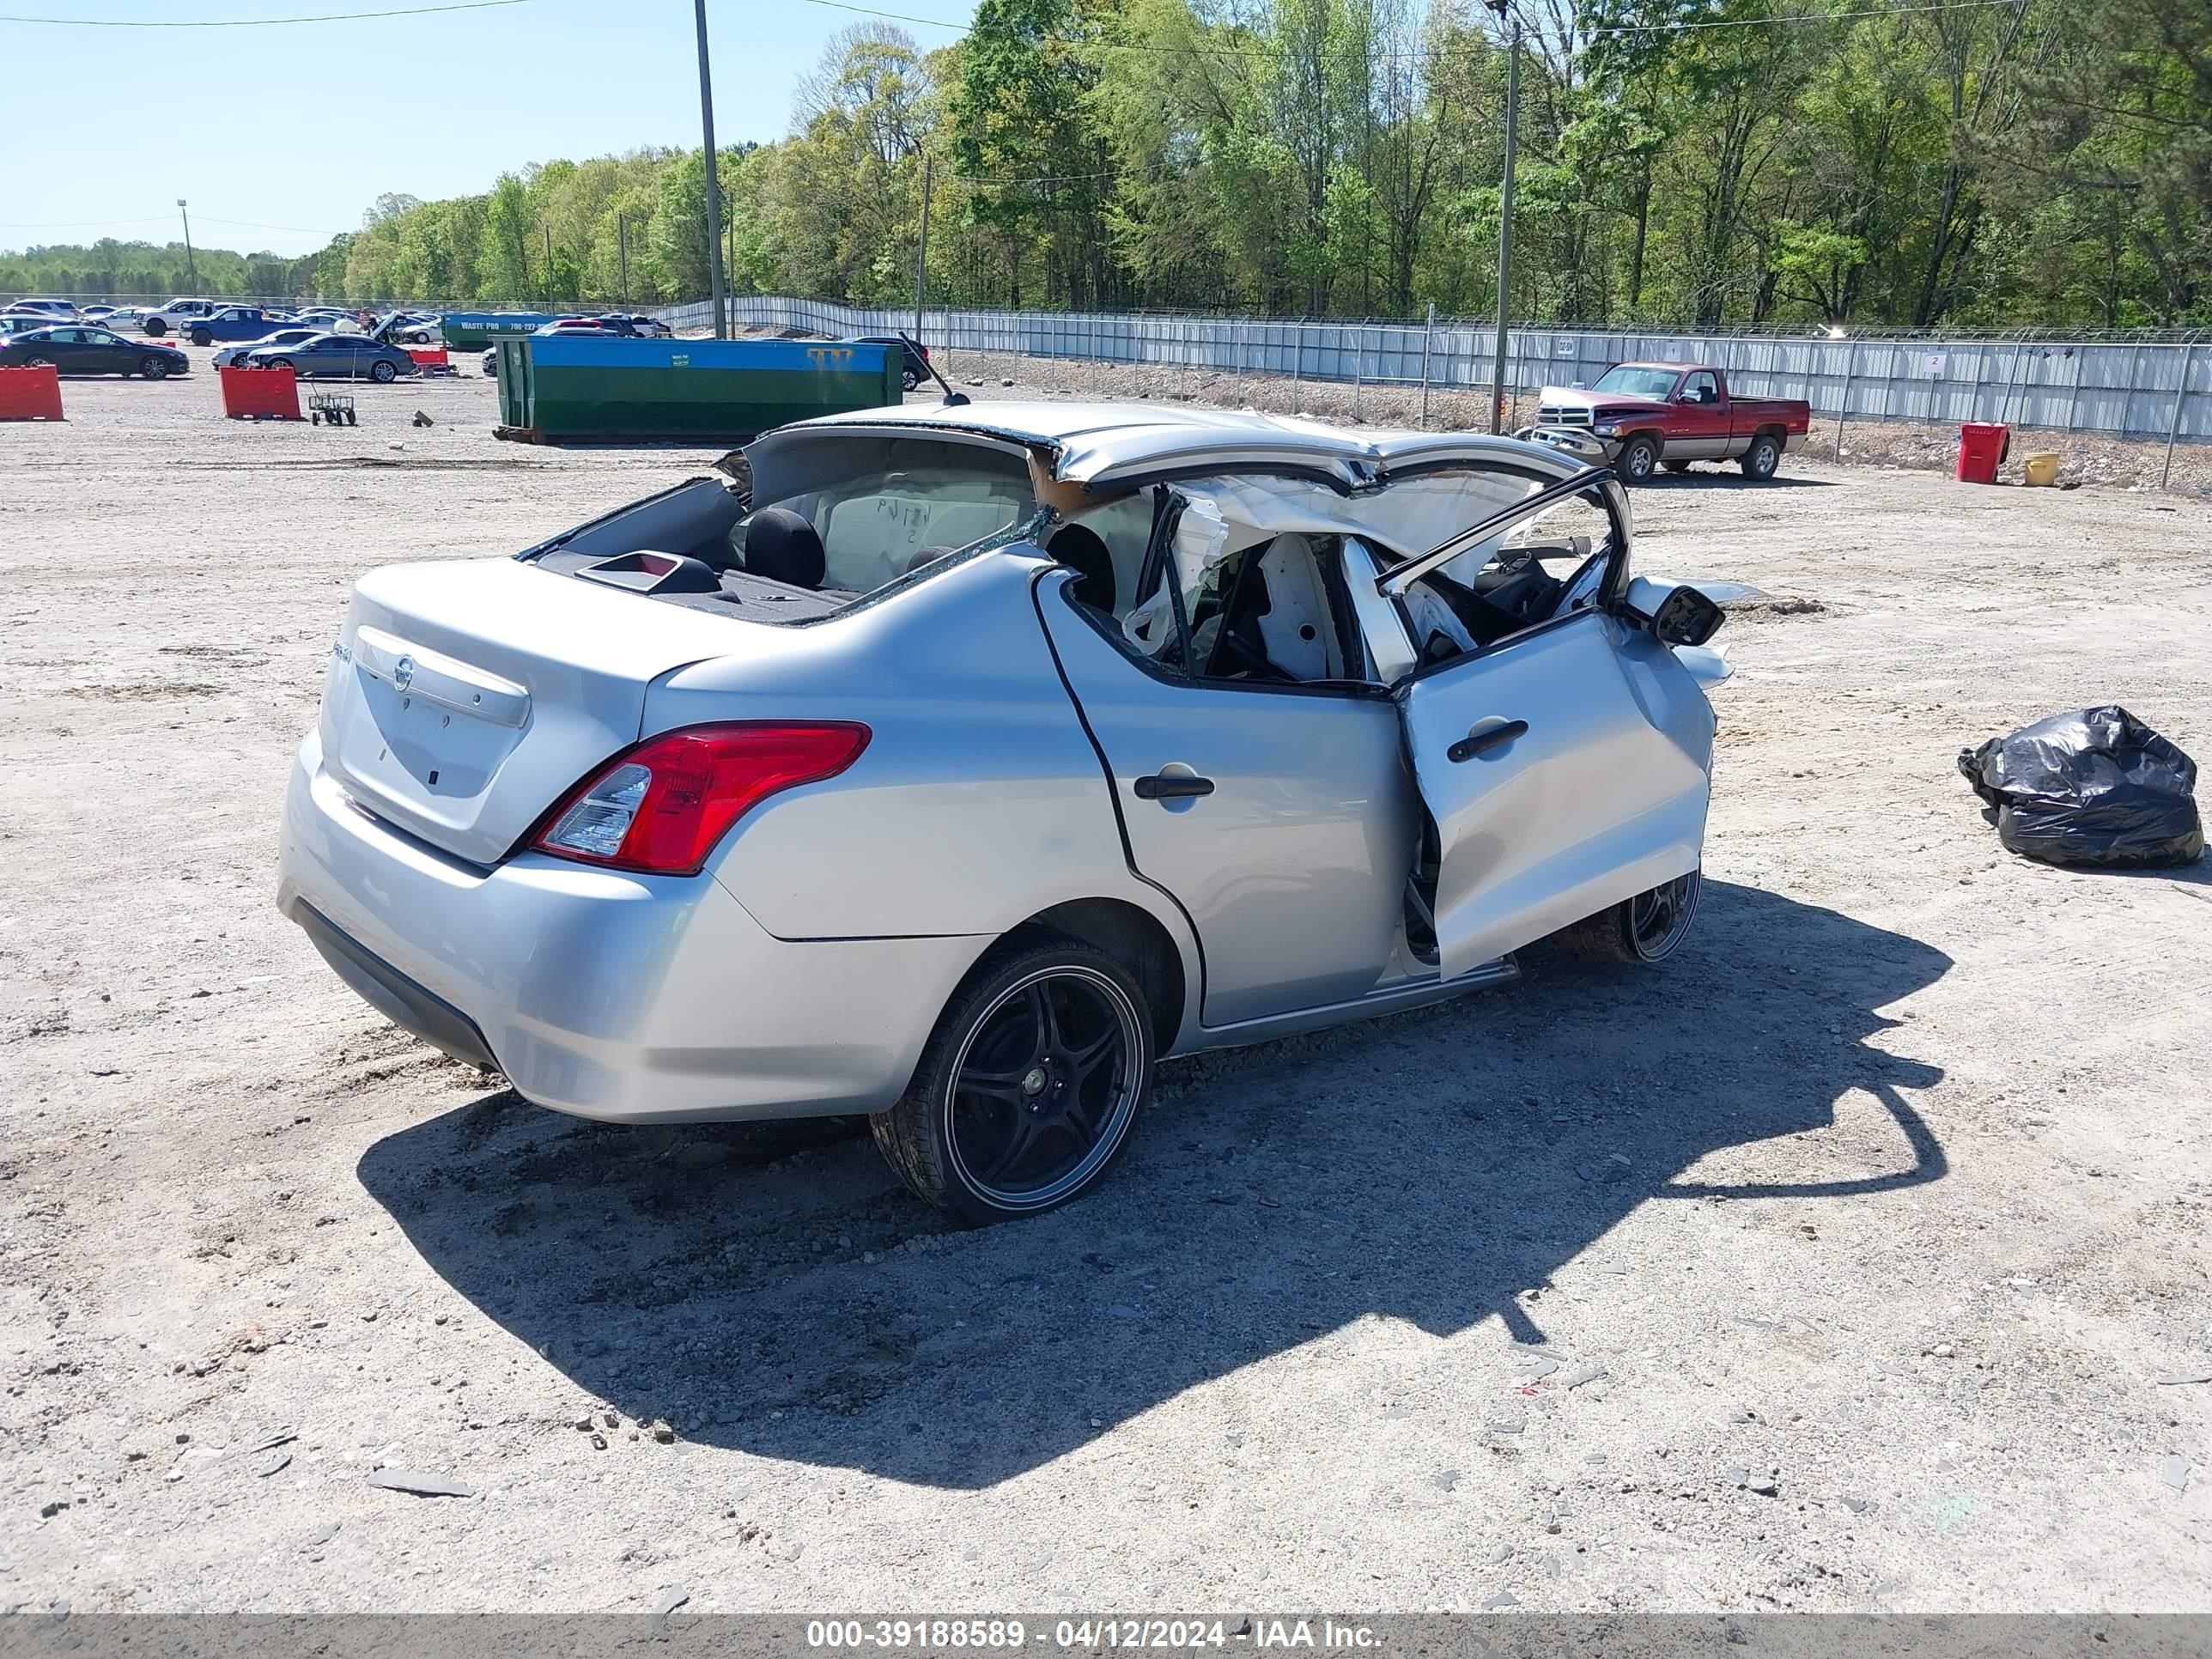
[1957,706,2203,869]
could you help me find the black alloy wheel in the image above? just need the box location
[874,939,1154,1223]
[1550,867,1702,964]
[1626,870,1701,959]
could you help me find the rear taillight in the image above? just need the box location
[532,721,869,875]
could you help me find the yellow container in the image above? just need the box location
[2022,451,2060,487]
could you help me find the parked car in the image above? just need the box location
[213,327,323,369]
[852,334,932,392]
[481,345,499,377]
[0,325,190,379]
[603,312,672,339]
[1520,362,1812,483]
[184,305,295,346]
[78,304,117,322]
[276,401,1726,1223]
[100,306,152,332]
[137,298,222,337]
[532,315,641,337]
[0,314,64,337]
[241,332,416,382]
[3,298,81,322]
[384,313,444,346]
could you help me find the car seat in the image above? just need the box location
[1206,534,1342,681]
[1046,524,1116,612]
[742,506,827,590]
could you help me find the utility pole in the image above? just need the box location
[543,224,555,306]
[694,0,728,338]
[176,199,198,290]
[617,212,629,304]
[1486,2,1519,434]
[914,153,933,345]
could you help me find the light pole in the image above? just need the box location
[914,153,933,346]
[177,199,198,291]
[1486,2,1519,434]
[693,0,728,338]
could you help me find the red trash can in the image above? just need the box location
[1957,421,2009,484]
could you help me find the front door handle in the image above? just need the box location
[1447,719,1528,763]
[1133,774,1216,801]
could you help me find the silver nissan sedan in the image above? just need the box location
[277,402,1727,1222]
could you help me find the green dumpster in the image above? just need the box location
[494,336,903,442]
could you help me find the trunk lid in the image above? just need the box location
[319,557,757,865]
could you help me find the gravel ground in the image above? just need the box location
[3,349,2209,1615]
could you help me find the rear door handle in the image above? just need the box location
[1447,719,1528,763]
[1133,774,1216,801]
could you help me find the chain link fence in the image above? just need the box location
[658,296,2210,449]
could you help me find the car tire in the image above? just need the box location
[23,355,54,369]
[190,328,212,347]
[143,319,166,337]
[139,356,170,380]
[1662,459,1692,474]
[264,356,294,373]
[1741,432,1782,481]
[1616,433,1661,484]
[872,937,1154,1224]
[901,369,921,392]
[1551,868,1701,964]
[370,359,398,384]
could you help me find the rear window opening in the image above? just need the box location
[524,436,1042,622]
[729,435,1034,597]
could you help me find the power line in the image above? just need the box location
[0,0,527,27]
[193,214,331,234]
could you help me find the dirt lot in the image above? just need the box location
[3,349,2209,1616]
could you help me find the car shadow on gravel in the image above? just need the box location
[357,879,1949,1488]
[1636,472,1839,490]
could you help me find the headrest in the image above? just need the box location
[743,506,826,590]
[1048,523,1115,612]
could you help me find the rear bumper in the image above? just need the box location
[276,732,988,1123]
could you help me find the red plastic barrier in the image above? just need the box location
[220,364,302,421]
[1956,421,2008,485]
[0,365,64,421]
[409,348,449,368]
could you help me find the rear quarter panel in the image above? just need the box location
[647,552,1194,955]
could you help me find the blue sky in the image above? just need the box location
[0,0,976,259]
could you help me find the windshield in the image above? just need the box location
[729,434,1035,597]
[1592,365,1680,399]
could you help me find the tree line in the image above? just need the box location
[7,0,2206,331]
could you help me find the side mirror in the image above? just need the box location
[1650,584,1724,647]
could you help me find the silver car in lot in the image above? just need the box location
[277,403,1725,1221]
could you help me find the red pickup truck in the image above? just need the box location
[1519,362,1811,484]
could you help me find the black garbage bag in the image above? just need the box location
[1957,706,2203,868]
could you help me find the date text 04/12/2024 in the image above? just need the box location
[804,1621,1382,1650]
